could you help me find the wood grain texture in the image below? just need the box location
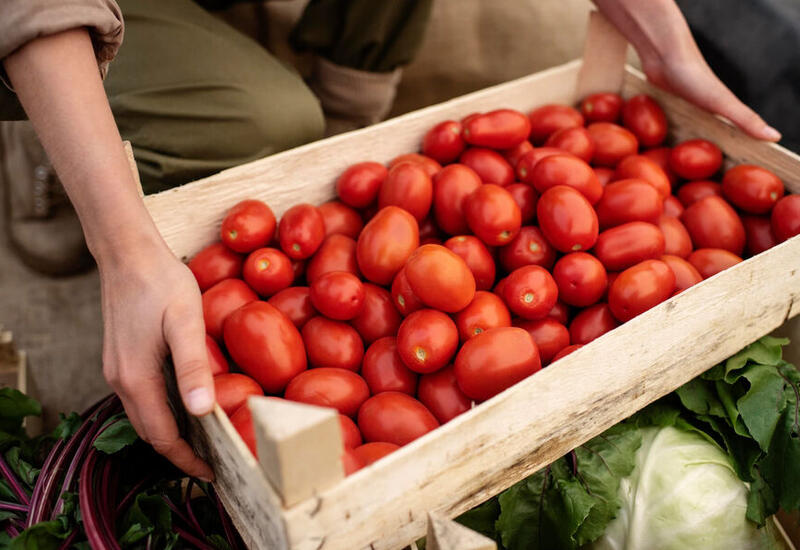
[426,513,496,550]
[575,11,629,99]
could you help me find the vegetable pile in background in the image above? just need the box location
[455,336,800,550]
[0,392,241,549]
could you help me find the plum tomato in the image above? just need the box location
[551,344,583,362]
[613,155,671,198]
[607,259,675,322]
[462,109,531,149]
[464,184,522,246]
[544,127,595,163]
[418,365,472,424]
[220,199,276,253]
[389,153,442,178]
[202,278,258,341]
[552,252,608,307]
[336,161,387,208]
[593,222,666,272]
[343,448,365,475]
[536,185,599,252]
[741,215,777,256]
[318,201,364,238]
[284,368,369,417]
[460,147,515,186]
[378,162,434,222]
[722,165,784,214]
[268,286,316,328]
[501,140,534,168]
[594,167,615,187]
[422,120,466,164]
[642,146,678,186]
[663,195,685,218]
[687,248,743,279]
[243,247,294,297]
[548,300,571,325]
[580,92,623,123]
[350,283,402,344]
[531,154,602,204]
[391,267,425,317]
[309,271,365,321]
[454,291,512,342]
[206,334,229,376]
[213,373,263,416]
[454,327,541,401]
[669,139,722,180]
[230,405,257,458]
[278,204,325,260]
[357,206,419,285]
[621,94,668,147]
[306,234,359,284]
[677,180,722,207]
[339,414,363,449]
[498,226,557,271]
[302,316,364,371]
[771,195,800,242]
[502,265,559,320]
[405,244,476,312]
[514,317,570,364]
[396,309,459,374]
[443,235,496,291]
[568,303,619,345]
[432,164,482,235]
[506,183,538,225]
[595,178,663,229]
[528,104,584,144]
[660,254,703,294]
[189,242,243,291]
[358,392,439,446]
[658,215,693,258]
[516,147,567,183]
[361,337,417,395]
[681,196,745,255]
[352,442,400,466]
[586,123,638,167]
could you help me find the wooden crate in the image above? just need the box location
[142,13,800,550]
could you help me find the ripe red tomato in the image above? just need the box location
[418,365,472,424]
[677,180,722,207]
[336,162,387,208]
[516,147,566,183]
[613,155,671,198]
[551,344,583,362]
[596,178,663,229]
[528,104,584,144]
[460,148,515,186]
[544,127,595,163]
[352,442,399,466]
[343,448,364,475]
[391,267,424,316]
[669,139,723,180]
[580,92,623,123]
[658,215,693,258]
[443,235,496,291]
[306,234,359,284]
[594,167,615,187]
[418,216,441,243]
[318,201,363,239]
[515,317,569,364]
[537,185,599,252]
[302,316,364,371]
[358,392,439,446]
[455,291,512,342]
[593,222,666,271]
[663,195,685,218]
[454,327,541,401]
[422,120,466,164]
[350,283,402,344]
[202,279,258,341]
[502,140,534,167]
[223,301,307,393]
[432,164,482,235]
[586,123,638,167]
[660,254,703,294]
[309,271,365,320]
[552,252,608,307]
[498,226,556,271]
[339,414,363,449]
[378,162,434,222]
[206,334,229,376]
[741,215,777,256]
[404,244,476,312]
[220,199,276,253]
[462,109,531,149]
[243,247,294,297]
[681,196,745,255]
[722,165,784,214]
[278,204,325,260]
[548,300,571,325]
[687,248,742,279]
[189,242,243,291]
[268,286,316,328]
[389,153,442,178]
[464,184,522,246]
[505,183,538,225]
[356,206,419,285]
[569,303,618,345]
[213,373,264,416]
[230,405,257,458]
[771,195,800,242]
[608,259,675,322]
[361,337,417,395]
[502,265,559,320]
[396,309,459,374]
[284,368,369,417]
[642,147,678,186]
[621,95,667,147]
[530,154,603,204]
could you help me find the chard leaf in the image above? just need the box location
[5,447,40,487]
[94,418,138,454]
[118,522,151,546]
[723,336,788,382]
[207,534,233,550]
[737,364,787,452]
[676,378,726,418]
[51,413,81,441]
[456,497,500,542]
[714,380,751,437]
[747,467,778,525]
[496,469,555,550]
[8,520,68,550]
[0,510,18,522]
[0,480,16,501]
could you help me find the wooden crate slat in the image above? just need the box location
[426,513,496,550]
[575,11,629,99]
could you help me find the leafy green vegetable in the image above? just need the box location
[93,417,138,454]
[7,520,69,550]
[51,413,82,441]
[0,388,41,450]
[456,498,500,542]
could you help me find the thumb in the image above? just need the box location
[165,300,215,416]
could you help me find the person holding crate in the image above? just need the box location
[0,0,782,479]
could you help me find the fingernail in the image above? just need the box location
[763,126,782,141]
[186,388,213,415]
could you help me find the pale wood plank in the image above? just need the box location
[426,513,496,550]
[122,140,143,197]
[575,11,629,100]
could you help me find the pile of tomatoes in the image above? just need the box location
[189,92,800,476]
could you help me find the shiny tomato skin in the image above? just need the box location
[595,178,663,229]
[343,448,365,475]
[350,284,402,344]
[506,183,538,225]
[669,139,723,180]
[660,254,703,294]
[339,414,363,449]
[302,316,364,371]
[621,95,668,147]
[677,180,723,207]
[361,337,417,395]
[306,234,359,284]
[432,164,482,235]
[460,148,515,186]
[189,242,243,291]
[230,405,257,458]
[202,279,259,341]
[658,215,693,258]
[528,104,584,144]
[206,334,229,376]
[358,392,439,446]
[243,247,294,297]
[552,252,608,307]
[663,196,684,218]
[389,153,441,178]
[586,123,639,167]
[613,155,671,198]
[681,196,745,255]
[391,267,424,316]
[454,327,541,401]
[580,92,623,123]
[502,265,559,320]
[594,167,615,187]
[309,271,365,321]
[515,317,570,364]
[379,162,433,222]
[464,184,522,246]
[278,204,326,260]
[642,147,678,186]
[214,373,264,416]
[544,127,595,163]
[396,309,459,374]
[463,109,531,149]
[422,120,466,164]
[722,165,785,214]
[593,222,666,272]
[455,291,512,342]
[551,344,582,362]
[771,195,800,242]
[318,201,364,239]
[357,206,419,285]
[568,303,619,345]
[516,147,567,183]
[548,301,571,325]
[417,365,472,424]
[607,259,675,322]
[498,226,556,271]
[352,442,400,466]
[221,199,276,253]
[284,368,369,417]
[336,162,387,208]
[537,185,599,252]
[223,301,307,393]
[405,244,476,312]
[742,215,777,256]
[687,248,743,279]
[268,286,316,328]
[530,154,602,204]
[443,236,496,291]
[502,140,534,167]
